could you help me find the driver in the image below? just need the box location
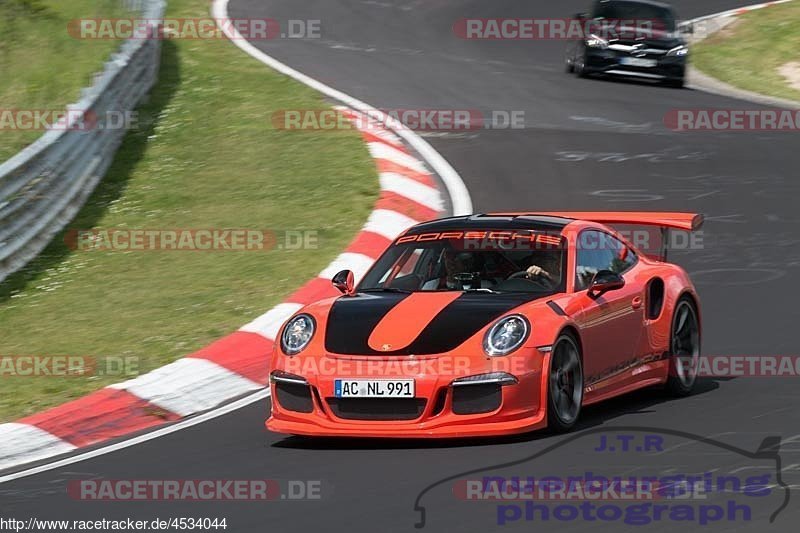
[422,250,483,290]
[524,251,562,284]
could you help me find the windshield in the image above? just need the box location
[358,231,567,294]
[592,0,677,32]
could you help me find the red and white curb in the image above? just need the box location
[689,0,791,25]
[687,0,793,41]
[686,0,800,109]
[0,0,473,472]
[0,108,450,471]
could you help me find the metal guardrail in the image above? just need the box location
[0,0,166,282]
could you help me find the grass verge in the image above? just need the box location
[0,0,378,421]
[0,0,129,161]
[692,2,800,102]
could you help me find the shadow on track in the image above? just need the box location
[271,377,724,450]
[572,71,695,91]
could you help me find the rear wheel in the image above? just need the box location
[666,297,701,396]
[547,334,584,432]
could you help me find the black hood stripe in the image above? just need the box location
[324,292,410,356]
[324,292,541,356]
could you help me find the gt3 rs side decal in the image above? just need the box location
[576,301,636,328]
[584,352,669,389]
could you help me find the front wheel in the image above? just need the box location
[565,51,575,73]
[573,49,589,78]
[666,297,701,396]
[547,334,584,432]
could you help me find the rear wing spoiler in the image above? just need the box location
[534,212,705,232]
[535,212,705,262]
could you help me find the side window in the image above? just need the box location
[607,236,637,274]
[575,230,637,291]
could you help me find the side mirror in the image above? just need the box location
[588,270,625,297]
[332,269,355,295]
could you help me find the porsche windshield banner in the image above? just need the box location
[396,231,565,251]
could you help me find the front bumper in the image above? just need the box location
[266,352,550,438]
[584,47,686,81]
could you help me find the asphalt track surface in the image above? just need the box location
[3,1,800,531]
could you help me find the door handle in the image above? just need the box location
[632,296,643,309]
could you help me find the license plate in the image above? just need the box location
[621,57,657,68]
[334,379,415,398]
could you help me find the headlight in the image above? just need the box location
[280,314,316,355]
[667,45,688,56]
[483,315,530,357]
[585,34,608,49]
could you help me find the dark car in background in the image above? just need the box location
[565,0,690,87]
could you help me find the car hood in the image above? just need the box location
[323,291,545,356]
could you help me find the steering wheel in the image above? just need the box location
[508,270,555,290]
[451,271,482,290]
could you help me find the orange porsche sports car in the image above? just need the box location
[267,212,703,438]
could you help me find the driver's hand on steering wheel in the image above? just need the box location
[526,265,552,279]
